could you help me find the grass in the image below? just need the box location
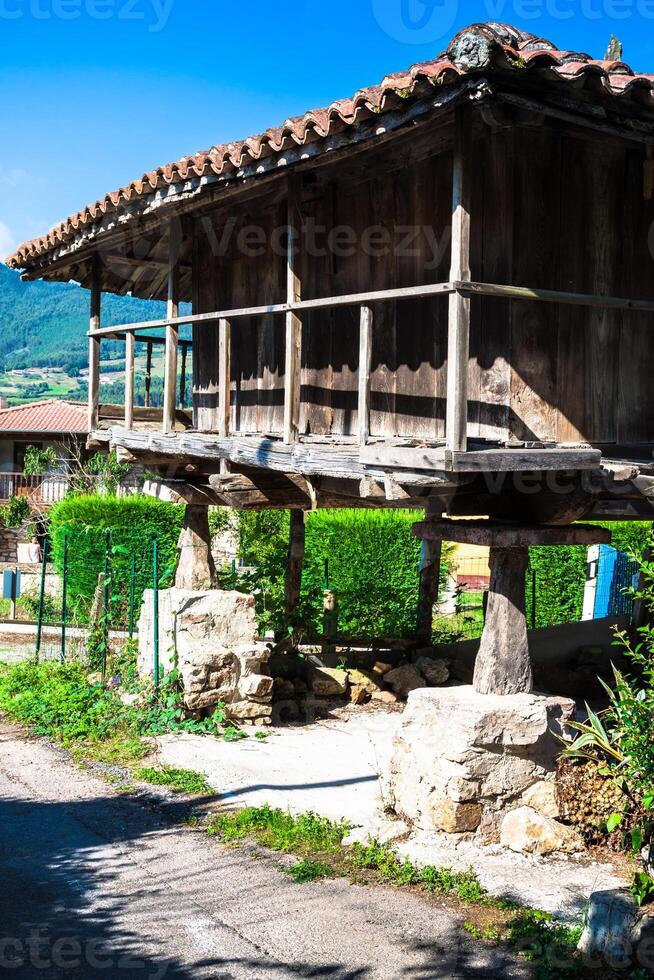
[133,765,214,795]
[205,806,586,978]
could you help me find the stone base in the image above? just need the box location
[138,588,272,724]
[384,686,576,843]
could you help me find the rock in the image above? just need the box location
[500,807,583,855]
[384,686,576,834]
[273,678,295,700]
[385,664,426,699]
[372,662,393,677]
[309,667,349,698]
[578,889,640,967]
[429,798,482,834]
[343,820,410,847]
[225,701,273,722]
[523,781,560,819]
[347,669,381,694]
[415,657,450,687]
[349,685,369,705]
[239,674,274,700]
[371,690,399,705]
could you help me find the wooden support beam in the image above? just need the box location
[416,500,442,643]
[87,255,101,433]
[285,510,306,627]
[284,176,302,444]
[180,342,188,409]
[445,105,472,454]
[358,305,373,446]
[163,224,181,434]
[175,504,217,590]
[124,331,135,430]
[144,342,153,408]
[218,318,231,438]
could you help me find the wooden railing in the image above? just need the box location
[0,473,72,506]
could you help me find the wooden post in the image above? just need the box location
[219,318,231,438]
[358,305,373,446]
[284,509,306,628]
[163,225,180,434]
[416,501,442,643]
[88,255,101,432]
[175,504,216,590]
[180,342,188,408]
[124,331,135,430]
[445,105,472,454]
[284,176,302,444]
[145,342,153,408]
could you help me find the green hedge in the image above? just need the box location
[48,495,184,626]
[236,509,442,638]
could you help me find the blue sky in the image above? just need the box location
[2,0,654,258]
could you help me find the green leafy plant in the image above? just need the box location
[0,495,32,529]
[286,859,334,883]
[23,444,58,475]
[132,766,213,795]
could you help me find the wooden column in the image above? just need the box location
[416,501,442,643]
[445,105,472,454]
[144,343,153,408]
[218,317,231,437]
[163,226,180,434]
[284,509,306,628]
[124,331,135,430]
[358,305,373,446]
[284,176,302,444]
[87,256,101,433]
[180,342,188,409]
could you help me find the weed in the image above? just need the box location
[223,726,249,742]
[254,731,269,741]
[133,766,214,796]
[207,805,347,856]
[286,859,334,883]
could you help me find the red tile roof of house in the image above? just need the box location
[6,22,654,271]
[0,399,88,434]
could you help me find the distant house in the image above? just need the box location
[0,399,88,505]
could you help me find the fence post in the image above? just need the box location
[102,529,111,677]
[60,534,68,663]
[129,552,136,638]
[153,537,160,694]
[35,537,48,661]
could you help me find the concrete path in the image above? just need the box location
[154,713,629,922]
[0,724,529,979]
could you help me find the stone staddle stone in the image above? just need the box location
[384,686,575,836]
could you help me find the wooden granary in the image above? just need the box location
[8,22,654,692]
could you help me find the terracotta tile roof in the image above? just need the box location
[0,399,88,434]
[7,22,654,271]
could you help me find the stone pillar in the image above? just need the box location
[411,519,612,698]
[473,545,532,696]
[175,504,217,590]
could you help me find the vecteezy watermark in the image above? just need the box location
[0,931,170,976]
[0,0,175,32]
[372,0,654,45]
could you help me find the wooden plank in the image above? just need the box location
[445,106,472,453]
[416,499,442,642]
[284,176,302,443]
[413,519,611,547]
[88,282,457,337]
[87,255,101,432]
[124,331,135,430]
[450,447,601,472]
[457,281,654,314]
[144,342,153,408]
[163,228,181,434]
[357,305,373,445]
[218,318,231,438]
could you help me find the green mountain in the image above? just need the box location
[0,262,165,375]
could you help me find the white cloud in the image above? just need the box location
[0,221,16,259]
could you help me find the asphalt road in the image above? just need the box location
[0,724,530,979]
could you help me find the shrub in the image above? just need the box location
[48,495,184,627]
[235,509,440,637]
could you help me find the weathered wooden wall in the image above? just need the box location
[192,119,654,448]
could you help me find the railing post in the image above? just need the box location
[284,175,302,444]
[124,331,135,430]
[88,254,101,432]
[163,223,180,434]
[60,534,68,663]
[358,305,373,446]
[35,536,48,662]
[445,105,472,454]
[218,318,231,437]
[145,342,153,408]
